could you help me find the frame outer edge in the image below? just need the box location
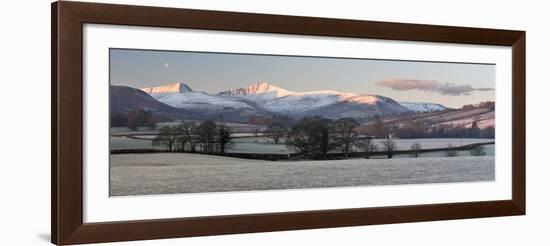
[51,1,59,244]
[51,1,527,244]
[511,32,526,214]
[66,1,521,46]
[54,1,86,244]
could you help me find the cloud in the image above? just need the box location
[376,79,494,96]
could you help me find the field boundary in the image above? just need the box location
[110,141,494,161]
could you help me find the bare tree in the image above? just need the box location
[382,138,396,158]
[370,117,388,138]
[126,110,138,131]
[446,144,458,157]
[197,120,218,154]
[333,118,360,158]
[176,122,197,152]
[286,117,335,158]
[217,124,233,155]
[355,138,377,159]
[397,120,426,138]
[470,145,486,156]
[264,123,288,144]
[126,109,156,131]
[145,110,156,130]
[152,126,180,152]
[469,120,480,138]
[410,142,422,158]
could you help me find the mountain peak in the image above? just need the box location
[141,82,193,94]
[244,81,287,93]
[218,81,292,99]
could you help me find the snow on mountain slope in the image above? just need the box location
[138,81,455,121]
[220,82,408,118]
[140,83,271,122]
[150,91,256,111]
[262,91,340,113]
[141,82,258,111]
[381,104,495,129]
[399,102,447,112]
[218,81,292,100]
[141,82,193,94]
[261,92,400,114]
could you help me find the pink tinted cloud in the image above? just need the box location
[376,78,494,96]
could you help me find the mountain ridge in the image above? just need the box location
[141,82,193,94]
[110,82,491,125]
[218,82,409,119]
[218,81,292,100]
[399,102,448,112]
[110,85,186,118]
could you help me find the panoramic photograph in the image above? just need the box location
[109,48,495,196]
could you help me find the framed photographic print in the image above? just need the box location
[52,1,525,245]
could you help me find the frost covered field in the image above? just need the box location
[110,153,494,196]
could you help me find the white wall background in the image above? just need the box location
[0,0,547,245]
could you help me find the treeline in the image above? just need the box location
[267,116,489,160]
[462,101,495,110]
[422,124,495,138]
[111,109,157,130]
[281,117,400,159]
[372,101,495,139]
[150,116,490,160]
[360,117,494,139]
[150,117,385,159]
[248,114,295,127]
[152,120,233,155]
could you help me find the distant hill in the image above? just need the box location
[139,82,274,122]
[110,85,182,115]
[219,81,409,120]
[382,102,494,129]
[112,81,490,126]
[399,102,447,112]
[136,81,410,122]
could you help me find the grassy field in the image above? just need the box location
[110,153,494,196]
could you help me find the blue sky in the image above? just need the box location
[110,49,495,108]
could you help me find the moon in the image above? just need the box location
[164,63,169,67]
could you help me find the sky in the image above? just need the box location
[110,48,495,108]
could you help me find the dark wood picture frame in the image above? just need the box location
[52,1,525,245]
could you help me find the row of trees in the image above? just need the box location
[111,109,157,130]
[422,124,495,139]
[248,114,295,127]
[283,117,401,159]
[152,120,233,155]
[151,117,489,159]
[361,117,495,139]
[353,139,486,158]
[354,138,398,159]
[268,116,488,159]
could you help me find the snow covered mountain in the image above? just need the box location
[136,81,457,122]
[218,81,292,101]
[219,82,409,120]
[141,82,193,94]
[140,82,271,122]
[148,89,252,111]
[399,102,447,112]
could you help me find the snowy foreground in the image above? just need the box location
[110,153,494,196]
